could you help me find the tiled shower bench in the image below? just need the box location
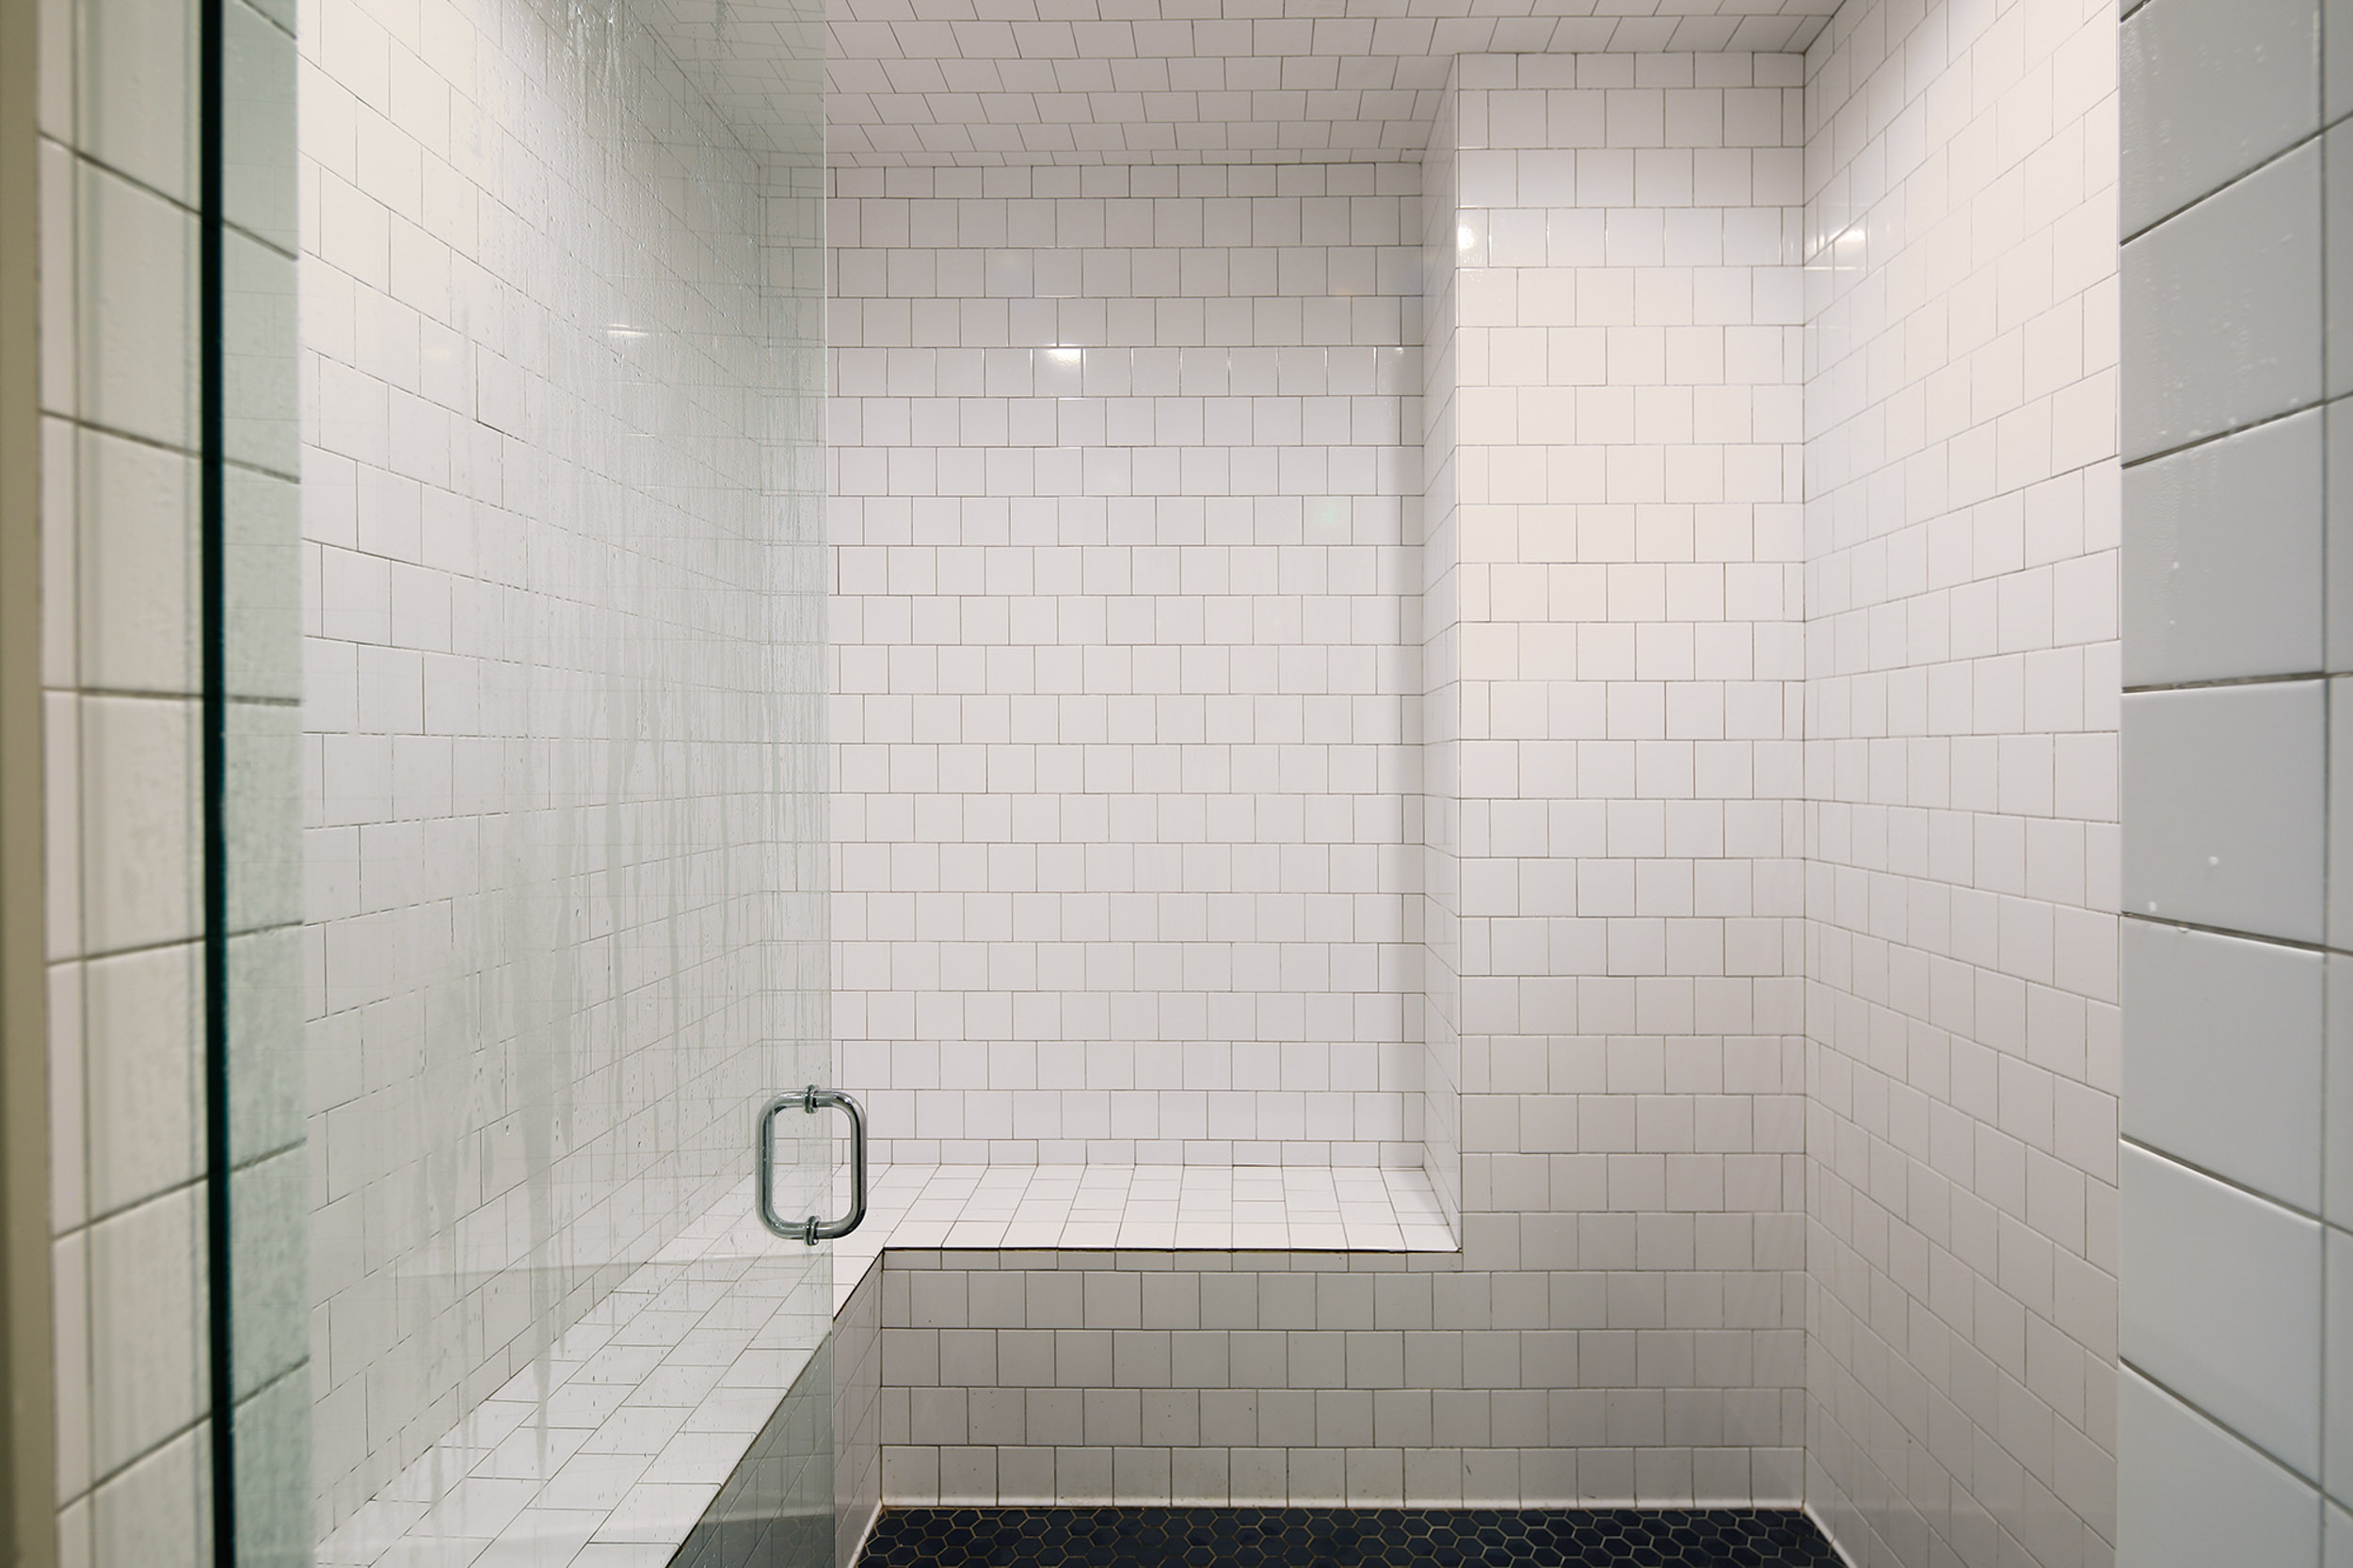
[316,1164,1459,1568]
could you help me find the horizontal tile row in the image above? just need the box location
[831,1164,1454,1264]
[833,251,1424,301]
[863,1141,1432,1172]
[879,1384,1799,1450]
[2117,0,2353,1552]
[832,165,1423,199]
[829,295,1415,351]
[872,1440,1804,1509]
[827,39,1819,171]
[833,198,1421,249]
[835,352,1419,394]
[880,1304,1803,1353]
[1804,3,2121,1566]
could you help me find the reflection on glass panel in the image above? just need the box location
[216,0,311,1546]
[207,0,834,1551]
[671,1338,836,1568]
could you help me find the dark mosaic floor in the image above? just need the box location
[857,1506,1843,1567]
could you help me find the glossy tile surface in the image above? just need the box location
[316,1188,829,1568]
[2120,0,2317,234]
[2121,140,2324,458]
[2121,920,2322,1208]
[296,0,832,1534]
[838,1163,1456,1270]
[671,1340,835,1568]
[826,161,1427,1172]
[2121,407,2324,685]
[2121,680,2326,941]
[2121,1144,2322,1478]
[2119,1368,2321,1568]
[317,1160,1450,1566]
[2117,0,2353,1549]
[823,5,1834,168]
[1804,1,2125,1565]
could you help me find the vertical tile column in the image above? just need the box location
[34,0,303,1550]
[1422,51,1810,1504]
[1801,4,2124,1566]
[1420,74,1465,1233]
[40,0,215,1538]
[2118,0,2342,1561]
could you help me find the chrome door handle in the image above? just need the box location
[758,1085,867,1244]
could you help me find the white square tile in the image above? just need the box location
[2120,1368,2320,1568]
[2121,680,2324,942]
[2121,139,2322,459]
[2121,920,2320,1208]
[2329,957,2353,1228]
[37,138,77,417]
[2121,408,2322,685]
[87,1188,206,1478]
[90,1428,208,1568]
[50,1228,91,1503]
[80,941,202,1215]
[2121,1144,2321,1478]
[2329,1233,2353,1508]
[2121,0,2318,235]
[75,162,197,448]
[40,414,77,688]
[74,427,198,696]
[77,695,200,955]
[74,0,200,204]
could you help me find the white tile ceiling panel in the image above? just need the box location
[824,0,1835,165]
[637,0,828,153]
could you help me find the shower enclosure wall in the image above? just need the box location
[21,0,2137,1566]
[29,0,833,1553]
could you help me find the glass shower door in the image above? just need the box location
[205,0,834,1556]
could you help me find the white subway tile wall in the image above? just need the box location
[872,1249,1646,1510]
[829,54,1820,1508]
[313,1190,839,1567]
[835,1259,887,1566]
[822,3,1840,169]
[2119,1145,2321,1477]
[838,1163,1455,1255]
[2118,1368,2322,1568]
[1423,51,1813,1508]
[1428,44,1811,1262]
[297,0,829,1538]
[38,0,304,1543]
[37,0,2189,1549]
[43,53,214,1565]
[825,161,1430,1170]
[1418,77,1465,1236]
[1805,3,2121,1568]
[2119,0,2353,1561]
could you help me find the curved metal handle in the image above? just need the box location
[758,1086,867,1244]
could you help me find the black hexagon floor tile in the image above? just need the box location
[856,1506,1842,1567]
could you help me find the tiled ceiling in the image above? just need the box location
[641,0,827,156]
[825,0,1837,166]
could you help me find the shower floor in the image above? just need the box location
[854,1507,1845,1568]
[319,1163,1455,1568]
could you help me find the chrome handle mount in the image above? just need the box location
[758,1085,868,1244]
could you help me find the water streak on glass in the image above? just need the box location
[229,0,840,1548]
